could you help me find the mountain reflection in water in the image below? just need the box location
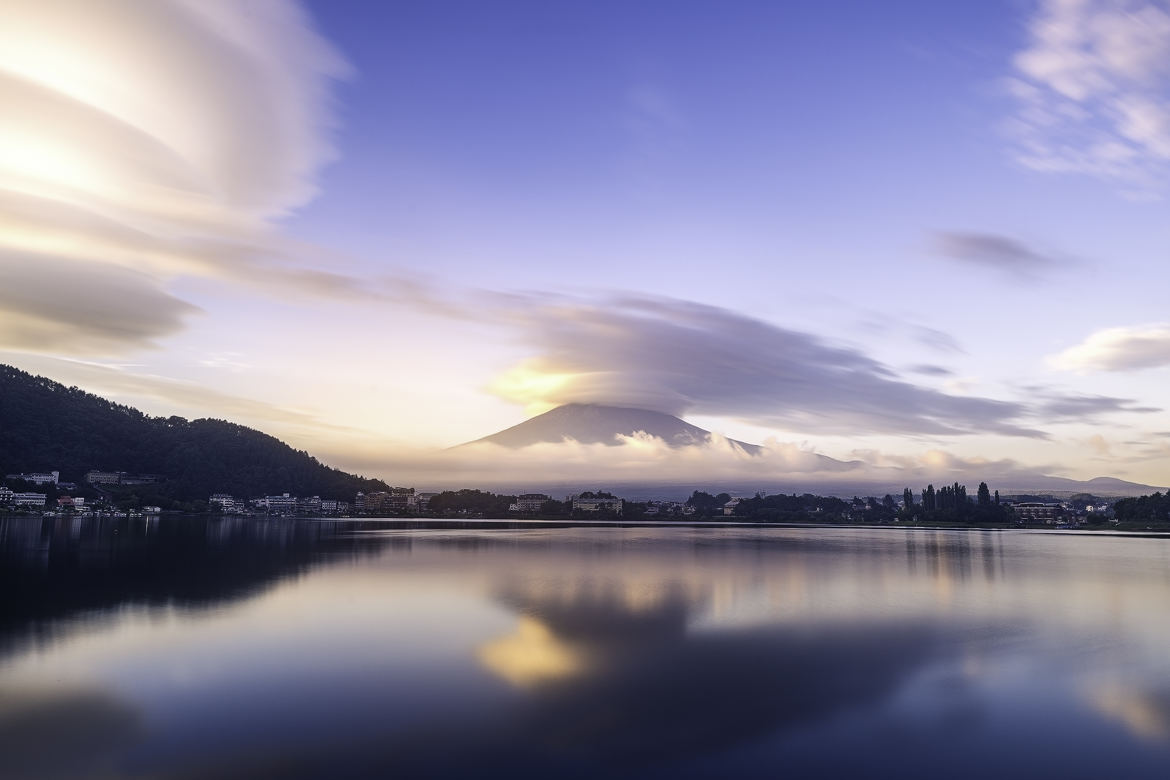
[2,517,1170,778]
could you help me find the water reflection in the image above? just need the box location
[1,519,1170,778]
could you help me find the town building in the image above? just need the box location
[516,493,551,512]
[265,493,298,515]
[0,486,12,504]
[320,499,349,515]
[414,492,438,513]
[356,488,414,515]
[723,498,741,516]
[570,494,623,515]
[120,474,159,485]
[209,494,237,512]
[5,471,59,485]
[357,491,389,514]
[85,470,122,485]
[297,495,322,515]
[389,487,415,512]
[1014,502,1063,524]
[644,501,687,516]
[13,492,47,508]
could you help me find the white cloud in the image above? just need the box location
[0,0,352,354]
[322,432,1119,496]
[1050,322,1170,371]
[1007,0,1170,194]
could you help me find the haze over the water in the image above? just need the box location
[4,0,1170,488]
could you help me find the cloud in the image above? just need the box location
[485,294,1045,438]
[1034,391,1160,418]
[0,0,352,355]
[0,252,199,354]
[911,326,966,355]
[907,364,955,377]
[324,432,1119,497]
[1087,434,1112,456]
[1049,323,1170,371]
[931,232,1060,276]
[1006,0,1170,194]
[0,354,357,436]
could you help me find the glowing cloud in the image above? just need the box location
[1050,323,1170,372]
[0,0,349,354]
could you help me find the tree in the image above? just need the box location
[978,482,991,507]
[903,487,913,508]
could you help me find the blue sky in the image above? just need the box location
[4,0,1170,489]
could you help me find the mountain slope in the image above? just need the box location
[0,365,389,501]
[463,403,764,454]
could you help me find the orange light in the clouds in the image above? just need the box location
[489,361,575,414]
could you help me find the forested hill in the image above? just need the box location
[0,365,389,501]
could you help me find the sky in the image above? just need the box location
[4,0,1170,491]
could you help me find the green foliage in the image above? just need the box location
[1114,492,1170,523]
[685,491,732,515]
[732,493,849,522]
[977,482,991,506]
[0,365,389,503]
[429,489,516,516]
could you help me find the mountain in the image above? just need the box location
[0,365,389,505]
[995,475,1166,497]
[463,403,764,454]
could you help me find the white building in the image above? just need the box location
[209,494,237,512]
[13,492,47,508]
[0,486,12,504]
[516,493,551,512]
[6,471,58,485]
[86,470,122,485]
[570,494,623,515]
[265,493,297,514]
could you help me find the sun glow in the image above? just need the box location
[489,362,577,414]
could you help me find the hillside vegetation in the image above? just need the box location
[0,365,389,505]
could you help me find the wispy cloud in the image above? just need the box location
[326,434,1120,495]
[483,294,1046,438]
[1006,0,1170,195]
[1031,389,1160,418]
[1,353,356,435]
[0,253,199,355]
[1050,322,1170,371]
[906,364,955,377]
[0,0,354,355]
[931,231,1061,277]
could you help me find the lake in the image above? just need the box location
[2,516,1170,778]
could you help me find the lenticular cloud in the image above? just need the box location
[0,0,348,354]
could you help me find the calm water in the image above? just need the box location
[3,517,1170,778]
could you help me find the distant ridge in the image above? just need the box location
[996,474,1166,496]
[463,403,764,454]
[0,364,389,503]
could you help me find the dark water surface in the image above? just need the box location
[3,517,1170,778]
